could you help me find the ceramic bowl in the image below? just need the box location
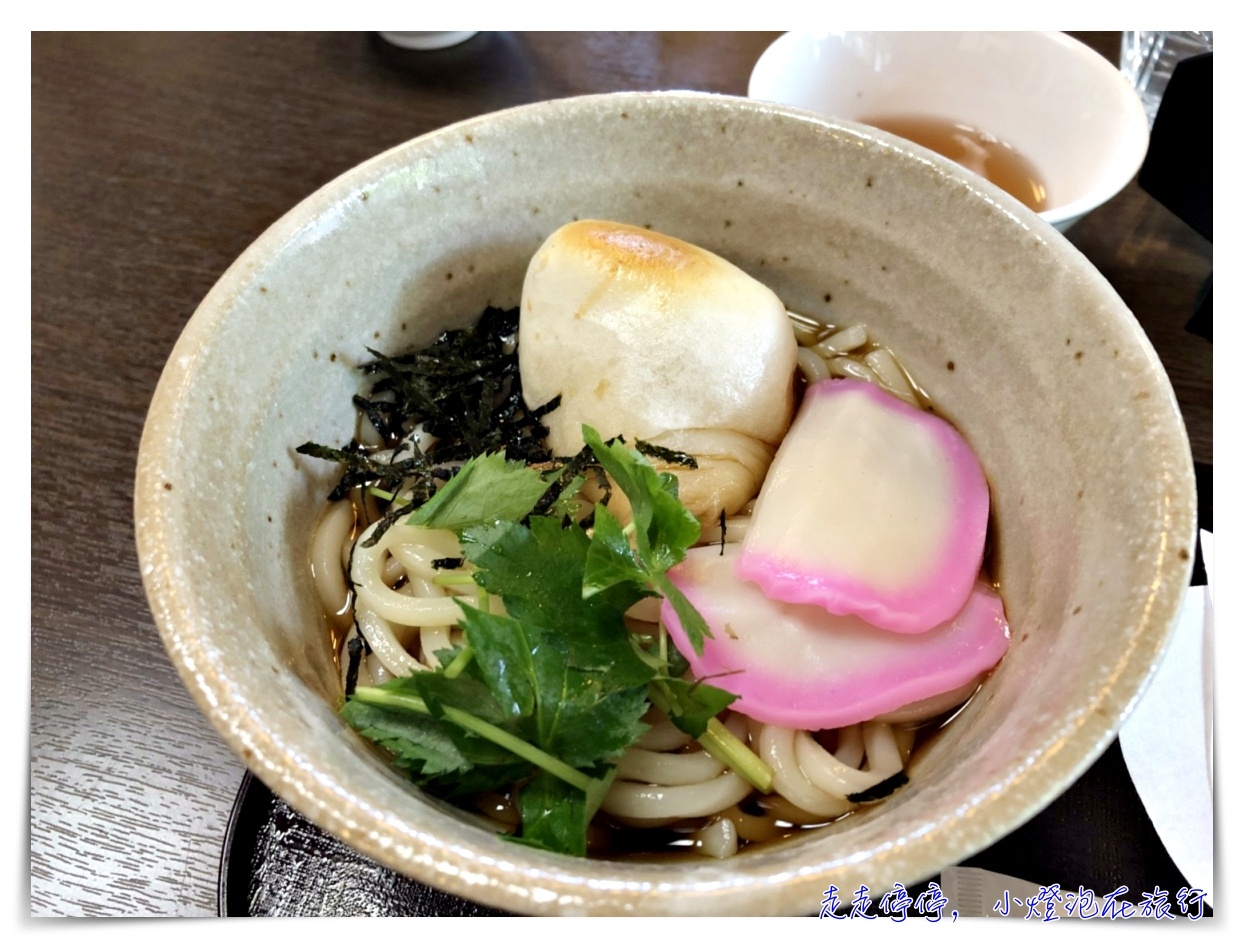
[748,31,1151,231]
[135,92,1194,915]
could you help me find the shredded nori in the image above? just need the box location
[634,439,698,469]
[431,557,464,570]
[356,306,556,463]
[718,509,727,556]
[297,306,560,544]
[361,497,421,549]
[295,440,432,503]
[846,770,909,804]
[344,634,365,698]
[528,442,601,521]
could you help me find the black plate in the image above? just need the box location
[219,772,512,917]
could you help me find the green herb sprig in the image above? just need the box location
[342,427,773,855]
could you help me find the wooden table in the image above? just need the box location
[31,32,1211,916]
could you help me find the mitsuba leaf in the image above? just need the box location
[341,700,471,777]
[664,639,691,680]
[342,678,531,799]
[580,426,710,653]
[516,771,590,857]
[583,426,701,573]
[409,451,548,530]
[547,473,588,519]
[338,416,745,857]
[582,502,648,596]
[530,652,651,769]
[651,677,737,739]
[653,573,712,657]
[455,606,540,718]
[463,516,652,685]
[457,518,512,565]
[458,601,651,768]
[410,666,517,727]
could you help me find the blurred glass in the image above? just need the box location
[1120,31,1213,127]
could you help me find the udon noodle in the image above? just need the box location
[310,312,985,858]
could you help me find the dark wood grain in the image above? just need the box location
[31,32,1211,916]
[1063,31,1211,461]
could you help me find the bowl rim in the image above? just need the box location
[746,30,1151,227]
[135,90,1194,915]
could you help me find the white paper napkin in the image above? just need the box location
[1118,529,1214,907]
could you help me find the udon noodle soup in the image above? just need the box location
[301,221,1009,860]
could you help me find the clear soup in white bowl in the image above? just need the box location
[749,31,1150,231]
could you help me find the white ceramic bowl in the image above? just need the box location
[748,31,1150,231]
[135,92,1193,915]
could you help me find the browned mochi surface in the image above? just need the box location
[518,220,798,523]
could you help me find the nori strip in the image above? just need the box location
[528,442,600,521]
[634,439,698,469]
[360,498,420,549]
[344,635,365,698]
[431,557,464,570]
[352,394,399,445]
[295,440,431,502]
[846,771,909,804]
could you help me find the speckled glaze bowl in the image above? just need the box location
[135,93,1195,916]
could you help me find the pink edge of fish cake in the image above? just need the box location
[736,378,990,634]
[663,546,1010,731]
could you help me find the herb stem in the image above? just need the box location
[431,572,477,588]
[352,686,595,794]
[698,718,775,794]
[442,644,474,679]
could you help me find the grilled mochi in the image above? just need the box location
[663,545,1010,730]
[736,378,990,634]
[518,220,797,522]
